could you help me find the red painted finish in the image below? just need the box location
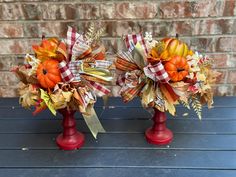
[56,108,85,150]
[145,109,173,145]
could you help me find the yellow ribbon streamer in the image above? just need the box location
[132,42,147,69]
[82,105,106,139]
[40,89,56,116]
[82,64,113,82]
[141,80,155,108]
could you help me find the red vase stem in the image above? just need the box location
[145,109,173,145]
[56,108,85,150]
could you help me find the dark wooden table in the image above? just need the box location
[0,97,236,177]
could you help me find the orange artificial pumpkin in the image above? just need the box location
[36,59,62,88]
[164,56,189,82]
[161,38,193,58]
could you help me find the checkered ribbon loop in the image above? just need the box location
[88,81,110,97]
[58,61,75,83]
[143,62,170,83]
[124,34,148,54]
[71,39,91,61]
[59,61,110,96]
[66,26,84,61]
[68,61,83,81]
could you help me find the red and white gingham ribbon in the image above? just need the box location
[59,61,110,96]
[124,34,148,55]
[143,62,170,83]
[88,81,110,97]
[66,26,84,61]
[68,61,82,81]
[71,39,91,61]
[59,61,75,82]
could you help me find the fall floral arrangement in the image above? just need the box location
[115,33,220,119]
[12,24,113,138]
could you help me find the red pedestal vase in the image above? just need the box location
[56,108,85,150]
[145,109,173,145]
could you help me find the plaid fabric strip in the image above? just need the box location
[68,61,82,81]
[88,81,110,97]
[124,34,148,54]
[72,40,91,61]
[59,61,75,82]
[121,82,145,103]
[67,26,83,61]
[91,44,105,56]
[94,60,112,68]
[117,51,134,63]
[144,62,170,83]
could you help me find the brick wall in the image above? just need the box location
[0,0,235,97]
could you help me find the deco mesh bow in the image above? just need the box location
[12,24,113,138]
[115,33,221,119]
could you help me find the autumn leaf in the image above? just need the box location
[19,83,39,108]
[40,89,56,116]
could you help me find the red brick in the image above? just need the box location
[101,2,158,19]
[158,0,228,18]
[0,72,18,85]
[101,38,125,54]
[77,3,100,20]
[228,70,236,84]
[0,4,24,20]
[227,54,236,68]
[190,38,215,53]
[109,20,194,38]
[233,86,236,96]
[215,37,233,52]
[39,22,73,38]
[194,19,234,35]
[76,21,91,34]
[42,4,76,20]
[23,23,40,38]
[0,86,18,97]
[113,21,142,37]
[4,40,25,54]
[100,2,114,19]
[170,20,193,36]
[21,3,42,20]
[223,0,236,16]
[0,0,41,1]
[207,53,228,68]
[158,1,190,18]
[101,21,116,37]
[212,85,233,96]
[76,21,107,37]
[0,39,40,54]
[190,1,224,17]
[23,22,74,38]
[0,56,24,71]
[152,21,171,37]
[0,23,23,37]
[215,70,227,84]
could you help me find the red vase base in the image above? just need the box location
[145,127,173,145]
[56,131,85,150]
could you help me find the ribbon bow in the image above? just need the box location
[57,26,113,138]
[58,26,112,97]
[143,62,170,83]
